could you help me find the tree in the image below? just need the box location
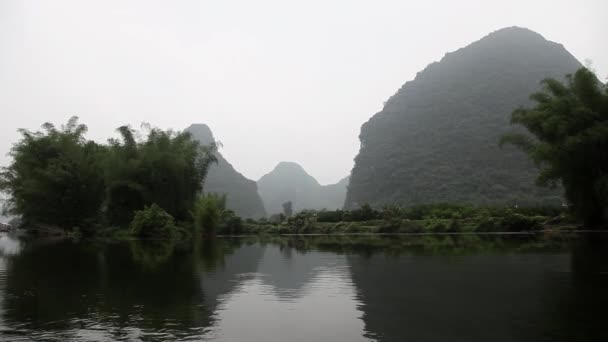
[500,67,608,226]
[103,125,218,225]
[282,201,293,218]
[0,117,105,229]
[193,194,223,236]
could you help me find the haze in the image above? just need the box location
[0,0,606,184]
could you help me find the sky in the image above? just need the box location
[0,0,606,185]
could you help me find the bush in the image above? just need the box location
[380,205,403,220]
[193,195,222,236]
[129,204,178,238]
[500,210,540,232]
[287,211,317,233]
[378,218,401,233]
[218,210,244,235]
[317,210,344,223]
[350,203,379,221]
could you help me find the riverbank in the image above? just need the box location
[13,204,589,240]
[234,205,580,236]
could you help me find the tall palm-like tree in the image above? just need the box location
[501,67,608,226]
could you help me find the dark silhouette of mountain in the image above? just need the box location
[345,27,582,209]
[257,162,348,215]
[185,124,266,218]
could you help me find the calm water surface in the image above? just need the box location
[0,234,607,341]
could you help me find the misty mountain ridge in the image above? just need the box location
[345,26,582,208]
[257,162,348,215]
[185,124,267,218]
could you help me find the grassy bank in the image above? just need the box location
[226,204,581,236]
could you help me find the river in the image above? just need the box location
[0,234,606,341]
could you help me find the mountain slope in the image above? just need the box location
[185,124,266,218]
[345,27,582,208]
[257,162,348,214]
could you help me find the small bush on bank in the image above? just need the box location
[218,210,244,235]
[287,211,318,233]
[378,218,401,233]
[350,204,379,221]
[500,210,540,232]
[317,210,344,223]
[129,204,178,238]
[193,194,223,236]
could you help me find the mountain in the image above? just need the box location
[345,27,582,209]
[184,124,266,218]
[257,162,348,215]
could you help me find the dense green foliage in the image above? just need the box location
[0,118,217,234]
[129,204,179,239]
[185,124,267,218]
[501,68,608,226]
[0,118,105,229]
[346,27,581,209]
[257,161,348,214]
[240,203,573,235]
[193,193,245,235]
[193,194,223,236]
[104,124,217,225]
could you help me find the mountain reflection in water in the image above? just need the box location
[0,234,606,342]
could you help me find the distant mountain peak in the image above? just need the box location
[185,123,215,145]
[258,162,349,214]
[184,123,266,218]
[273,161,308,173]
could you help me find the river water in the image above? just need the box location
[0,234,606,341]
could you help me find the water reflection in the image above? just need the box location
[0,234,605,341]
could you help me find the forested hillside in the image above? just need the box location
[257,162,348,215]
[345,27,582,209]
[185,124,266,218]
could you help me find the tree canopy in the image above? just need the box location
[0,117,218,231]
[0,118,105,228]
[501,68,608,226]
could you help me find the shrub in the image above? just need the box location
[350,203,378,221]
[218,210,244,235]
[317,210,344,223]
[500,210,540,232]
[380,205,403,220]
[129,204,178,238]
[193,195,222,236]
[378,218,401,233]
[287,211,317,233]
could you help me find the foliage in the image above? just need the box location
[217,209,244,235]
[104,124,218,225]
[317,209,344,223]
[501,67,608,226]
[346,27,579,209]
[129,204,178,238]
[0,118,219,234]
[0,117,106,230]
[239,203,571,235]
[350,203,379,221]
[287,211,318,234]
[193,194,224,236]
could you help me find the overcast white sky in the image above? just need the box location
[0,0,606,184]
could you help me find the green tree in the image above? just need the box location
[103,125,218,225]
[0,117,105,230]
[193,194,224,236]
[129,203,178,239]
[501,67,608,226]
